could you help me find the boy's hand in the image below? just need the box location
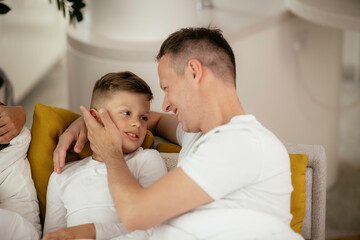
[42,223,95,240]
[53,117,88,174]
[80,105,123,162]
[0,105,26,144]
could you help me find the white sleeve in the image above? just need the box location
[94,222,130,240]
[136,150,168,188]
[0,126,30,172]
[43,173,67,235]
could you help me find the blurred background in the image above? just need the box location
[0,0,359,239]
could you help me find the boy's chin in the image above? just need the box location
[122,143,142,154]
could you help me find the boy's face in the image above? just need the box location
[93,91,150,154]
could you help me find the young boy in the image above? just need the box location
[0,102,42,240]
[43,72,168,239]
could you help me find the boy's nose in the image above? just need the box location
[130,117,140,127]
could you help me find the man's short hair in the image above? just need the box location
[91,71,153,108]
[156,27,236,84]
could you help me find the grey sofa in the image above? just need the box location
[159,143,327,240]
[285,143,327,240]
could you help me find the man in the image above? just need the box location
[54,27,303,239]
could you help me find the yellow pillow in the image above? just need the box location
[156,142,181,153]
[28,103,154,225]
[289,154,308,234]
[157,143,308,234]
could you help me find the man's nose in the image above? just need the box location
[162,95,172,112]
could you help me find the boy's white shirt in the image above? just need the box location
[44,148,167,240]
[0,126,41,239]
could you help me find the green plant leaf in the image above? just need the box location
[74,11,83,22]
[61,1,65,18]
[0,2,10,14]
[56,0,61,10]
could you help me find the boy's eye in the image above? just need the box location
[122,111,130,116]
[141,116,148,121]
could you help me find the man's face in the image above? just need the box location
[158,55,200,132]
[103,91,150,154]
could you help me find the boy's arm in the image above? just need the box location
[53,111,178,174]
[147,111,179,144]
[42,222,134,240]
[0,104,26,144]
[43,174,67,235]
[53,116,88,174]
[42,224,96,240]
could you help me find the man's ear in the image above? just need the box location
[187,59,203,85]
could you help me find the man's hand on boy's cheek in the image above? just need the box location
[81,106,123,162]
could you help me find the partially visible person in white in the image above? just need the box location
[43,72,167,240]
[0,118,42,240]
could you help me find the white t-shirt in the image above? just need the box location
[43,148,167,240]
[177,114,293,224]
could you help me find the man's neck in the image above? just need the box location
[200,84,245,133]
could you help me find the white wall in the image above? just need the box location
[0,0,67,103]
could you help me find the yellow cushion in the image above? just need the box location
[157,143,308,234]
[156,142,181,153]
[28,103,154,224]
[289,154,308,234]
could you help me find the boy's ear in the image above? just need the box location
[90,109,100,122]
[90,108,97,118]
[90,108,104,125]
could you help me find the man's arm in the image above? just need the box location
[0,104,26,144]
[147,111,179,144]
[81,106,213,230]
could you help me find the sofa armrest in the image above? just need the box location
[285,143,327,240]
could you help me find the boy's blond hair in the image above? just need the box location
[91,71,153,109]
